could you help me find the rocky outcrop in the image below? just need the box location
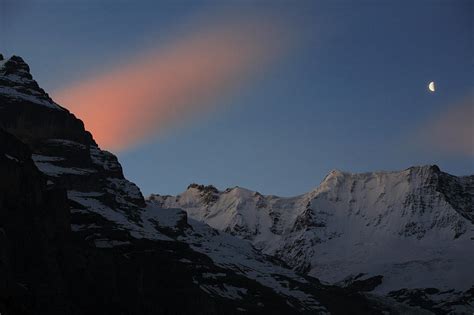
[0,56,91,145]
[0,129,222,314]
[0,55,145,245]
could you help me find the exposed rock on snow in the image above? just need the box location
[0,55,62,110]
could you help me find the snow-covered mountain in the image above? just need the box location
[1,53,472,314]
[149,166,474,312]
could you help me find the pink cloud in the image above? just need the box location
[54,15,290,151]
[417,96,474,157]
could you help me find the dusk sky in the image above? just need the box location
[1,0,472,196]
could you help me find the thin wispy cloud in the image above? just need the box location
[54,13,292,151]
[416,96,474,157]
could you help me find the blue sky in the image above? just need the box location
[1,0,472,196]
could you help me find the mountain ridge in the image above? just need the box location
[149,164,474,307]
[1,53,472,314]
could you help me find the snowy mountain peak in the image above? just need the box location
[0,54,62,110]
[404,164,442,179]
[150,165,474,298]
[321,165,440,184]
[0,55,31,75]
[324,169,346,178]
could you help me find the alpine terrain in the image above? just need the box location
[150,167,474,313]
[0,53,472,314]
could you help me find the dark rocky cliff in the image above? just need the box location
[0,128,71,314]
[0,126,312,315]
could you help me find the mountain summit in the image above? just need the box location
[0,55,62,110]
[150,165,474,311]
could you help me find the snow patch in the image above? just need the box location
[0,86,61,110]
[46,139,86,149]
[34,161,96,177]
[4,154,19,162]
[68,190,171,241]
[90,145,120,171]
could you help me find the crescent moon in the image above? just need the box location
[428,81,435,92]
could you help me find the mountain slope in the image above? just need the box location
[149,166,474,313]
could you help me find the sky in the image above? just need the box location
[1,0,473,196]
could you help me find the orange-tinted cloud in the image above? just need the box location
[54,15,291,151]
[416,96,474,157]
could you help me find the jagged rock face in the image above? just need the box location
[150,166,474,312]
[0,56,92,146]
[0,55,145,244]
[1,129,318,315]
[0,55,59,109]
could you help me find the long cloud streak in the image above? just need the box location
[54,16,290,151]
